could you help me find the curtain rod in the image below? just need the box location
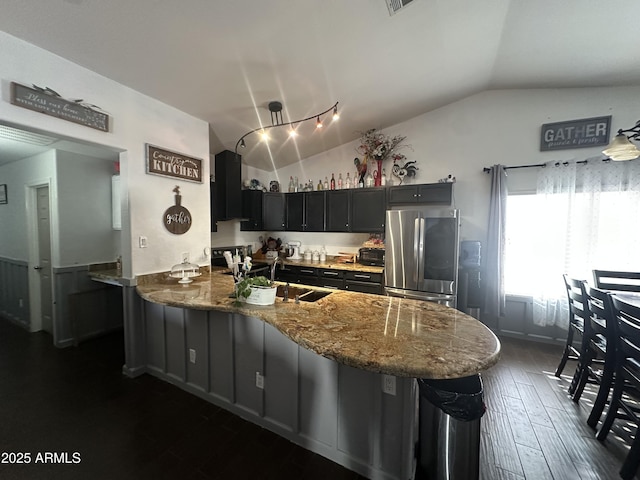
[482,158,606,173]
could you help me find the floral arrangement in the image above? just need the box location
[356,128,409,164]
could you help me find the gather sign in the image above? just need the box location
[146,144,203,183]
[540,116,611,151]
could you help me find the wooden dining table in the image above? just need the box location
[611,292,640,308]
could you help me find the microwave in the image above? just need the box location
[358,248,385,266]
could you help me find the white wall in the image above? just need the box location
[0,31,210,278]
[0,150,56,260]
[227,86,640,251]
[56,151,119,267]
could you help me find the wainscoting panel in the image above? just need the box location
[0,257,30,328]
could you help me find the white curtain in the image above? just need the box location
[532,157,640,328]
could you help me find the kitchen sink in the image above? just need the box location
[275,285,332,302]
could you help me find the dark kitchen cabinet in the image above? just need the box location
[305,191,325,232]
[240,190,263,231]
[350,189,386,233]
[387,183,452,206]
[210,182,218,232]
[285,191,325,232]
[263,193,286,231]
[344,271,384,295]
[317,268,345,289]
[326,190,350,232]
[214,150,242,220]
[275,265,318,285]
[285,193,304,231]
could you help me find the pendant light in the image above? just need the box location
[602,121,640,161]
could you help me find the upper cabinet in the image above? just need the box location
[236,182,450,233]
[387,183,452,206]
[214,150,242,220]
[240,189,263,231]
[263,193,286,231]
[350,189,386,233]
[326,190,350,232]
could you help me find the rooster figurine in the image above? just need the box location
[391,160,418,184]
[353,157,367,186]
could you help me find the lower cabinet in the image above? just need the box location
[141,302,416,480]
[276,266,383,294]
[344,271,384,294]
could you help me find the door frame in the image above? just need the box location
[25,178,57,334]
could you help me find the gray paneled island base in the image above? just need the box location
[134,270,501,480]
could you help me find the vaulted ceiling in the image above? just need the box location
[2,1,640,169]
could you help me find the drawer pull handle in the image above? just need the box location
[354,274,371,279]
[323,271,339,276]
[300,269,315,274]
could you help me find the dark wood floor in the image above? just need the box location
[0,317,636,479]
[481,335,637,480]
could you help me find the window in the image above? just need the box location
[504,189,640,296]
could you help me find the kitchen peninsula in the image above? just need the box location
[136,269,500,479]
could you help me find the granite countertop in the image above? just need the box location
[136,271,500,379]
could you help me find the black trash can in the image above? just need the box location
[416,374,485,480]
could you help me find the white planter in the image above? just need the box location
[242,286,277,305]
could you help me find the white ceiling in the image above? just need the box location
[2,0,640,170]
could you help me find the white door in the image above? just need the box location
[36,186,53,334]
[27,184,53,334]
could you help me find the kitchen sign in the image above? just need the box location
[146,144,203,183]
[540,115,611,151]
[10,82,109,132]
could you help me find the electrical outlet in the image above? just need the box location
[139,236,147,248]
[382,375,396,396]
[256,372,264,389]
[189,349,196,364]
[182,252,190,263]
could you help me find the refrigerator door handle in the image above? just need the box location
[413,217,420,284]
[417,217,425,290]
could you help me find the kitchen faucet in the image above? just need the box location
[270,257,285,283]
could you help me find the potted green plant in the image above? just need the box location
[235,275,277,305]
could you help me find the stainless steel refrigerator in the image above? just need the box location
[385,208,460,307]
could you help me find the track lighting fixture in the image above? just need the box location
[234,101,339,155]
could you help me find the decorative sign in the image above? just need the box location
[10,82,109,132]
[146,144,203,183]
[540,115,611,151]
[164,186,192,235]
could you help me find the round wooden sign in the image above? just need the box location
[163,190,192,234]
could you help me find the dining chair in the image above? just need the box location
[573,286,616,429]
[593,270,640,293]
[555,275,590,396]
[596,296,640,480]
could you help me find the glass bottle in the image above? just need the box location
[294,176,299,192]
[358,172,364,188]
[337,173,343,190]
[345,172,351,189]
[330,173,336,190]
[324,177,329,190]
[288,176,295,192]
[381,169,387,186]
[317,179,323,190]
